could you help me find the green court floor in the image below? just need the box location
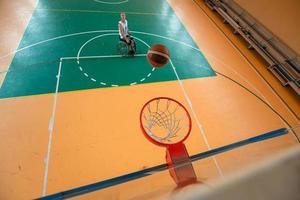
[0,0,215,99]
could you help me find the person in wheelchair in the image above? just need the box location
[118,12,136,56]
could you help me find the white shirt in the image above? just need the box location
[119,20,129,39]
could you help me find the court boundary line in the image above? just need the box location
[0,70,8,74]
[93,0,128,4]
[62,54,147,60]
[42,58,63,196]
[35,0,39,7]
[35,8,168,16]
[169,59,224,177]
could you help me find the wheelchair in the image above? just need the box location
[117,36,136,56]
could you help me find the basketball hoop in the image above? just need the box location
[140,97,197,187]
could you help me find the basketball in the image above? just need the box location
[147,44,170,68]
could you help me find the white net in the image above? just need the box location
[141,98,191,145]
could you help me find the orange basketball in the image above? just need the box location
[147,44,170,68]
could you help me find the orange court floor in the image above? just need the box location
[0,0,299,200]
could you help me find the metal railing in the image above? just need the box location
[205,0,300,95]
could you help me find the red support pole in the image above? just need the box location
[166,143,197,187]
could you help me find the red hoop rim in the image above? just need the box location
[139,97,192,147]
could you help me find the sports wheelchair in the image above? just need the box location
[117,35,136,56]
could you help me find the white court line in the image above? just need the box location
[169,59,224,177]
[35,0,39,7]
[61,54,147,60]
[93,0,128,5]
[0,70,8,74]
[35,8,168,16]
[148,50,170,59]
[42,59,62,196]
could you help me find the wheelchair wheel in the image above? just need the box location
[117,41,128,56]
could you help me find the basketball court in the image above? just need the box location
[0,0,299,199]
